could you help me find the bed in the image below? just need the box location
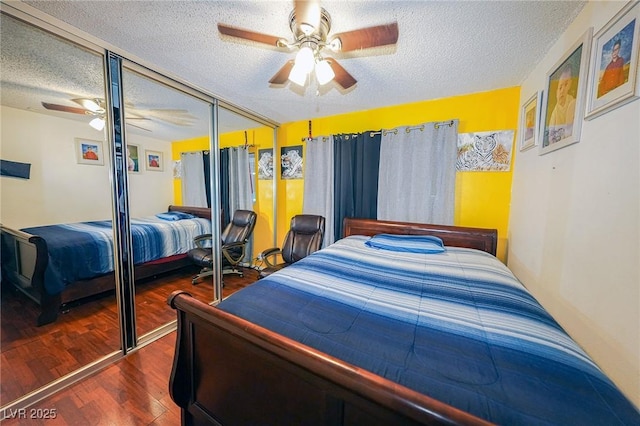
[1,205,211,326]
[168,218,639,425]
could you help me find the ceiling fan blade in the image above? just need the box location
[147,109,197,126]
[330,22,399,52]
[41,102,88,115]
[294,0,321,35]
[269,60,295,85]
[218,23,285,47]
[325,58,357,89]
[126,121,151,132]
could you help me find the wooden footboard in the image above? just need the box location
[0,205,211,326]
[168,291,489,426]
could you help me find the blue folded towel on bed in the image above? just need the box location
[155,211,196,221]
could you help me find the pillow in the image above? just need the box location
[155,211,197,221]
[364,234,446,254]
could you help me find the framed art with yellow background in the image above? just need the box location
[539,28,592,155]
[520,91,541,152]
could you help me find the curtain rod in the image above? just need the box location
[370,120,454,136]
[302,120,456,142]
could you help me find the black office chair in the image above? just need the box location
[188,209,257,285]
[258,214,325,279]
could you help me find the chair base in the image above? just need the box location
[192,266,244,285]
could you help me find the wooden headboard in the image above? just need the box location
[168,205,212,219]
[343,218,498,256]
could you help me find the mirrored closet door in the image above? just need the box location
[0,3,277,415]
[0,12,119,408]
[217,106,277,297]
[120,65,219,339]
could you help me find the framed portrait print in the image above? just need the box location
[75,138,104,165]
[280,145,303,179]
[127,144,140,173]
[539,28,592,155]
[585,1,639,120]
[520,91,541,151]
[145,150,164,171]
[257,148,274,180]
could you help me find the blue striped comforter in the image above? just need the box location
[22,216,210,295]
[219,235,639,425]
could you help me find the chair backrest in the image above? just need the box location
[281,215,325,264]
[222,210,257,245]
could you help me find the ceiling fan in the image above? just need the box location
[41,98,197,131]
[217,0,399,90]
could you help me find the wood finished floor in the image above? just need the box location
[1,266,258,423]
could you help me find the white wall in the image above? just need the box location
[0,106,174,228]
[509,1,639,406]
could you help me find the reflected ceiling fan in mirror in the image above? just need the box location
[41,98,197,132]
[217,0,399,90]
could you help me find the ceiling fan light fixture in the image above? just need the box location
[328,38,341,52]
[299,23,315,36]
[294,45,315,73]
[288,63,308,86]
[315,59,335,85]
[76,98,104,113]
[89,117,105,131]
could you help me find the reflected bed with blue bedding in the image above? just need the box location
[21,214,211,295]
[218,235,639,425]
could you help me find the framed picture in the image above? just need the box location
[539,28,592,155]
[585,1,639,120]
[127,144,140,173]
[145,150,164,171]
[257,148,274,179]
[456,130,514,172]
[280,145,303,179]
[520,91,541,151]
[75,138,104,165]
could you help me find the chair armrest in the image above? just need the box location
[222,241,246,250]
[222,241,247,265]
[260,247,282,267]
[193,234,214,248]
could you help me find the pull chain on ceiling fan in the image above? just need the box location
[217,0,399,90]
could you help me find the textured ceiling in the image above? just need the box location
[5,0,587,133]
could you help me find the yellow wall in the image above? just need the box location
[276,87,520,262]
[171,127,275,260]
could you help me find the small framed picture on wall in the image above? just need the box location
[127,144,141,173]
[519,91,541,151]
[75,138,104,165]
[145,150,164,171]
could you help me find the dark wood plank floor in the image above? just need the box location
[1,266,258,416]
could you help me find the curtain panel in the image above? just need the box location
[333,132,381,241]
[225,146,254,264]
[377,120,458,225]
[180,151,207,208]
[302,136,335,248]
